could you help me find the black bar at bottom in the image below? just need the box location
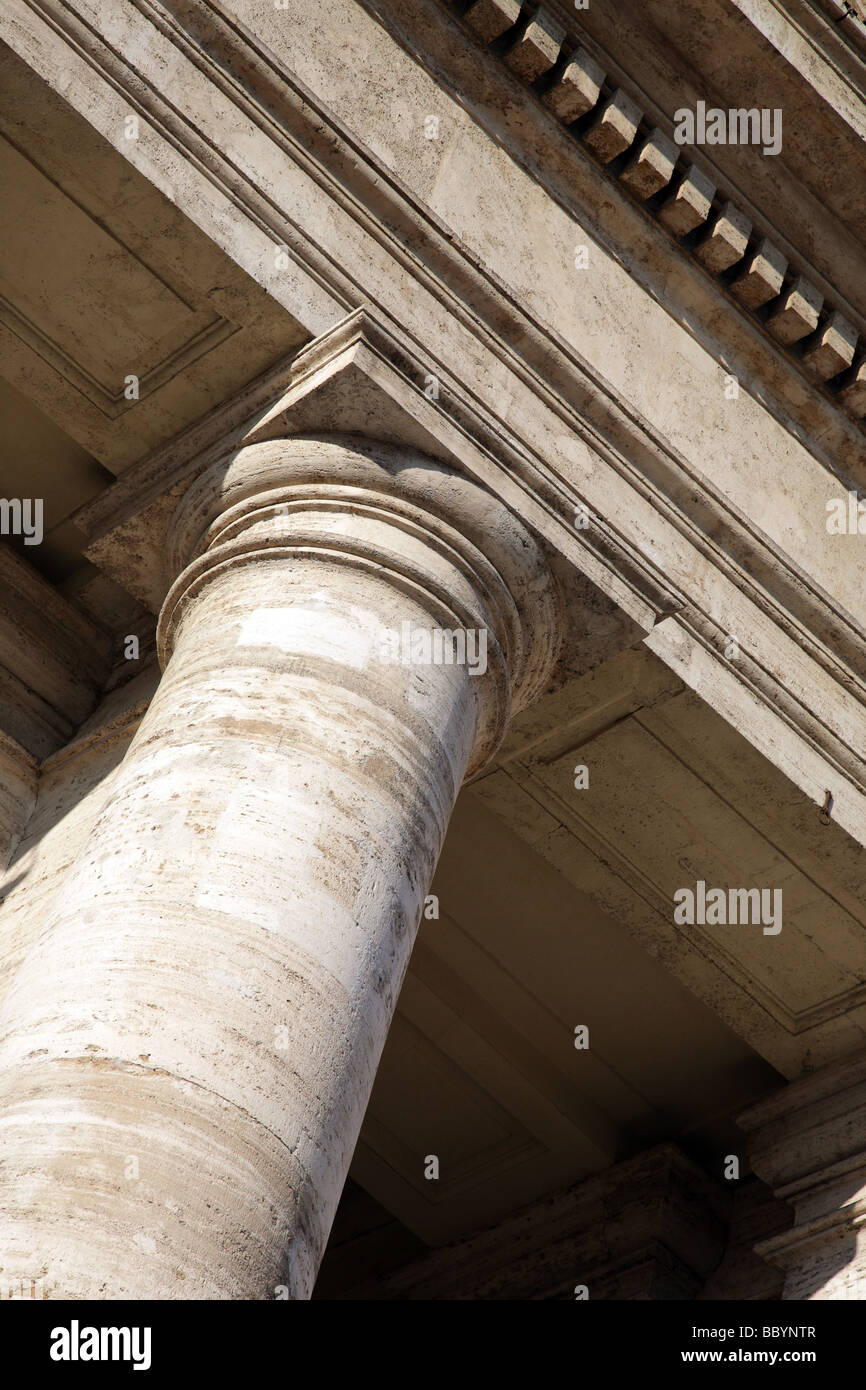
[2,1296,857,1376]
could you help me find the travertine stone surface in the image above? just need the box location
[619,129,678,202]
[838,357,866,412]
[505,10,564,82]
[767,276,824,346]
[0,436,557,1300]
[542,46,604,123]
[658,164,716,237]
[730,239,788,311]
[583,89,642,162]
[1,0,865,1305]
[801,310,858,381]
[694,203,751,275]
[339,1143,730,1300]
[0,679,155,1011]
[0,548,111,759]
[698,1180,789,1301]
[464,0,519,44]
[0,732,36,874]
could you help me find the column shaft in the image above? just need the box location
[0,436,556,1299]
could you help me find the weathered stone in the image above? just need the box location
[619,128,678,200]
[730,238,788,310]
[542,46,604,122]
[464,0,521,43]
[2,0,866,1308]
[801,309,858,380]
[583,88,642,162]
[837,356,866,414]
[739,1050,866,1300]
[0,435,557,1300]
[694,202,751,274]
[505,9,564,83]
[0,548,111,758]
[339,1144,730,1300]
[0,732,36,873]
[698,1180,789,1301]
[657,164,716,235]
[767,275,823,345]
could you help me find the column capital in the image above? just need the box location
[158,433,560,776]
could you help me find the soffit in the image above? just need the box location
[478,644,866,1076]
[349,742,780,1247]
[346,642,865,1246]
[0,41,310,486]
[0,42,311,751]
[0,380,111,585]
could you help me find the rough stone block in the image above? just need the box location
[694,202,751,274]
[583,88,642,163]
[766,276,823,346]
[837,358,866,414]
[619,128,678,200]
[506,9,565,82]
[658,164,715,236]
[464,0,521,43]
[801,310,858,380]
[542,46,605,122]
[730,239,787,311]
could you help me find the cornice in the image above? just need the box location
[739,1041,866,1131]
[768,0,866,89]
[73,308,866,845]
[347,1142,729,1299]
[0,728,36,776]
[18,0,866,491]
[0,729,37,874]
[38,690,152,777]
[10,2,866,819]
[738,1046,866,1285]
[76,307,674,630]
[77,307,866,710]
[15,0,349,324]
[34,0,862,709]
[436,0,866,422]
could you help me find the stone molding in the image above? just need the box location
[442,0,866,420]
[10,0,865,486]
[0,730,37,875]
[74,308,866,847]
[783,1,866,75]
[158,435,561,774]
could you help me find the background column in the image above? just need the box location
[739,1048,866,1299]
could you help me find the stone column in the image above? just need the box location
[738,1048,866,1300]
[0,435,557,1300]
